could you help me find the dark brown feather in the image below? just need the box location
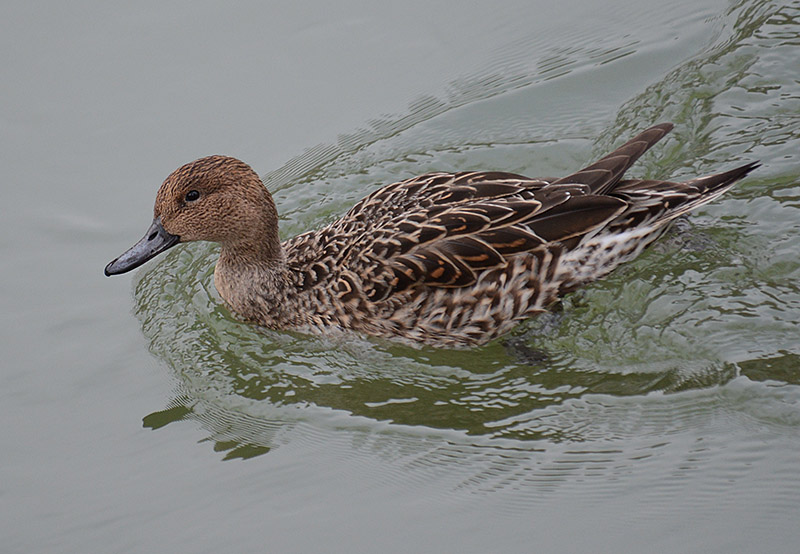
[553,122,674,193]
[477,227,545,254]
[525,195,627,242]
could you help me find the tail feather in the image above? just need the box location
[560,159,759,293]
[683,161,761,196]
[609,161,760,230]
[553,122,674,194]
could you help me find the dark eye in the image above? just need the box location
[185,190,200,202]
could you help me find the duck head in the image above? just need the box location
[104,155,281,276]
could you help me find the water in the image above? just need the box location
[2,0,799,552]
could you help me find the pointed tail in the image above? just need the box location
[683,161,761,196]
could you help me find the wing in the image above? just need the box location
[329,172,627,302]
[282,171,546,283]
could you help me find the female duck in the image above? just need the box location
[105,123,757,347]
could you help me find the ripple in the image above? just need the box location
[124,0,800,529]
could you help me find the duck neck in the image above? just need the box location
[218,233,284,269]
[214,237,292,326]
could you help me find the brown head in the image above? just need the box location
[104,155,281,276]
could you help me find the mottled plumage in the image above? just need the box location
[106,123,758,347]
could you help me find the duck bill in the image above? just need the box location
[104,217,180,276]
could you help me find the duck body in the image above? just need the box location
[106,123,758,348]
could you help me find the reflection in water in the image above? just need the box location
[134,243,753,446]
[131,0,800,512]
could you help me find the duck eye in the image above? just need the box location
[185,190,200,202]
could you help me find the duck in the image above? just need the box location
[105,123,758,348]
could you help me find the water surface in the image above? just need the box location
[2,0,799,552]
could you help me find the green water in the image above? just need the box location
[3,0,799,552]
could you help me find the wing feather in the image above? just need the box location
[346,174,625,301]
